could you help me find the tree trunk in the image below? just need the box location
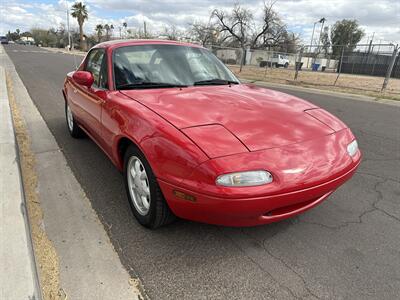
[239,46,246,72]
[79,23,85,51]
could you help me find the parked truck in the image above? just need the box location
[259,53,290,68]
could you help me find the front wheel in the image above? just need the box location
[123,145,175,228]
[65,101,84,138]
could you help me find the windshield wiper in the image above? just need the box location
[193,79,239,86]
[117,81,187,90]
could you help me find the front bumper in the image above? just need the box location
[159,159,360,227]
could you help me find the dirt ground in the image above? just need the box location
[229,65,400,101]
[6,73,64,300]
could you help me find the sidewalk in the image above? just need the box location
[0,64,41,298]
[42,46,86,56]
[1,45,143,299]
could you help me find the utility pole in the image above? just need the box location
[377,40,382,54]
[316,18,326,50]
[309,22,317,52]
[381,45,398,92]
[367,32,375,53]
[308,22,317,68]
[334,46,345,86]
[308,18,325,68]
[315,17,326,66]
[294,47,304,81]
[66,0,72,50]
[143,21,147,38]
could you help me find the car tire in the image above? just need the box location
[123,145,175,228]
[65,101,84,138]
[284,62,289,68]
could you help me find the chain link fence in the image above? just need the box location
[207,43,400,96]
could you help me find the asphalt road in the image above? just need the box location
[5,44,400,299]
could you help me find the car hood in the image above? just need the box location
[121,84,344,152]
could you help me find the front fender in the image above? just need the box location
[107,93,208,184]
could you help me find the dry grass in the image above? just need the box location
[6,73,65,300]
[229,65,400,101]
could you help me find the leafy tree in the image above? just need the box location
[85,34,98,49]
[6,29,21,41]
[55,23,68,48]
[30,28,57,47]
[71,2,88,50]
[320,26,330,55]
[95,24,103,42]
[330,19,364,57]
[20,31,33,38]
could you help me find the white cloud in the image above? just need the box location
[0,0,398,44]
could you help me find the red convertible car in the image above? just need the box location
[63,40,361,228]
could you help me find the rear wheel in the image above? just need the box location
[65,101,84,138]
[123,145,175,228]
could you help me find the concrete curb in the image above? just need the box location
[0,63,42,298]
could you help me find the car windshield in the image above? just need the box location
[113,44,239,89]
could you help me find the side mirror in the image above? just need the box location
[73,71,94,87]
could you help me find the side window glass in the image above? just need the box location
[99,56,108,89]
[85,50,105,87]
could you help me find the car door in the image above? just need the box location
[75,48,107,142]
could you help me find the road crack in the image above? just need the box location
[240,230,321,300]
[217,228,301,300]
[300,175,399,230]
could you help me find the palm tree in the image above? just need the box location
[95,24,103,43]
[104,24,114,41]
[122,22,128,39]
[71,2,88,50]
[104,24,110,40]
[123,22,127,37]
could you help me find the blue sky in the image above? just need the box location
[1,0,399,44]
